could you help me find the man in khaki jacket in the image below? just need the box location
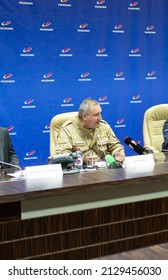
[55,98,125,164]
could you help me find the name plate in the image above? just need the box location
[123,154,155,169]
[25,164,63,179]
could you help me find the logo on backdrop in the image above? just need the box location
[130,94,142,103]
[145,71,157,80]
[43,124,50,133]
[22,99,36,109]
[24,150,38,160]
[78,72,92,81]
[115,119,126,128]
[19,1,33,5]
[77,23,90,32]
[1,73,15,83]
[0,20,14,30]
[61,97,74,107]
[129,48,141,57]
[96,48,108,57]
[20,47,34,56]
[99,96,109,105]
[144,25,156,34]
[42,22,51,28]
[112,24,125,33]
[94,0,107,9]
[40,22,53,32]
[128,1,140,10]
[1,20,11,26]
[58,0,72,7]
[8,125,14,131]
[114,72,125,80]
[41,72,55,82]
[26,150,35,156]
[8,125,17,135]
[60,47,73,57]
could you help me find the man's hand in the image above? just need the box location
[113,147,125,163]
[83,150,100,164]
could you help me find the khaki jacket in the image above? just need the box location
[55,116,123,160]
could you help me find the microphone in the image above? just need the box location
[124,136,146,155]
[0,160,23,176]
[105,155,122,169]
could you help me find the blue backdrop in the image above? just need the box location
[0,0,168,167]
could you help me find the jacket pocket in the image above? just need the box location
[97,137,108,146]
[72,139,88,150]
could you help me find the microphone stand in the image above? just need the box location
[0,160,23,179]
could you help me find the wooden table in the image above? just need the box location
[95,242,168,259]
[1,162,168,259]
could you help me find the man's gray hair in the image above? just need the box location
[78,98,99,118]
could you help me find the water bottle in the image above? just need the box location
[75,147,83,169]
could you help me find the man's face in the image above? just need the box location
[82,104,102,128]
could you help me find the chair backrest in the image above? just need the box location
[50,111,78,157]
[143,104,168,151]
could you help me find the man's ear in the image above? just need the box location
[82,113,87,120]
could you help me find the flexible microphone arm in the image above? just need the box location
[0,160,23,176]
